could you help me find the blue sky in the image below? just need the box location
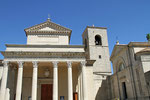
[0,0,150,59]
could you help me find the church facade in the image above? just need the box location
[0,18,111,100]
[110,42,150,100]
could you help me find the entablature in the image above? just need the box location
[1,51,86,59]
[5,44,85,52]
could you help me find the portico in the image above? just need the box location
[0,59,89,100]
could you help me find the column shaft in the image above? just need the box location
[15,61,24,100]
[0,61,9,100]
[81,61,88,100]
[67,62,73,100]
[31,62,38,100]
[53,62,58,100]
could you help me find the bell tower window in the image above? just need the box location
[95,35,102,45]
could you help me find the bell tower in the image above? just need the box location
[82,26,111,98]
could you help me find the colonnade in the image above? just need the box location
[0,61,87,100]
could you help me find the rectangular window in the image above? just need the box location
[99,55,101,59]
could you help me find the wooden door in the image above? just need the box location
[73,92,78,100]
[41,84,53,100]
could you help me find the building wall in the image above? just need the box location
[6,46,84,53]
[145,71,150,96]
[85,66,94,100]
[0,65,3,87]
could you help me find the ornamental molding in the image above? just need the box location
[1,51,85,59]
[26,31,70,35]
[5,44,84,48]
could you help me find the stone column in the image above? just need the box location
[81,61,87,100]
[0,61,9,100]
[31,61,38,100]
[67,61,73,100]
[15,61,24,100]
[52,61,58,100]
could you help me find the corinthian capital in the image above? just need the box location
[67,61,72,68]
[2,61,9,67]
[80,61,87,66]
[52,61,58,68]
[17,61,24,68]
[32,61,38,68]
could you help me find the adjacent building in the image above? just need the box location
[110,42,150,100]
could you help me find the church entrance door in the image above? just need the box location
[41,84,53,100]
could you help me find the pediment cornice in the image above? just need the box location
[27,30,70,35]
[24,20,72,36]
[110,45,127,61]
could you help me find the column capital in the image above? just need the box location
[2,61,9,67]
[32,61,38,68]
[80,61,87,66]
[17,61,24,68]
[52,61,58,68]
[67,61,72,68]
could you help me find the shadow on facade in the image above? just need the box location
[95,76,111,100]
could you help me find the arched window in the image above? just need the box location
[95,35,102,45]
[118,63,126,72]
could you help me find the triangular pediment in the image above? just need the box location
[24,19,72,34]
[110,45,127,60]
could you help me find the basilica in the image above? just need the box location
[0,18,111,100]
[0,18,150,100]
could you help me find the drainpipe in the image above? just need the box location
[128,46,138,100]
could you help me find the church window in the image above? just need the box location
[95,35,102,45]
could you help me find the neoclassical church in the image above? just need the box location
[0,18,111,100]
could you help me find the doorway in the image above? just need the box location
[122,82,127,99]
[41,84,53,100]
[73,92,78,100]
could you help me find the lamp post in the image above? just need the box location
[44,69,50,77]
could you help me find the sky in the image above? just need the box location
[0,0,150,60]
